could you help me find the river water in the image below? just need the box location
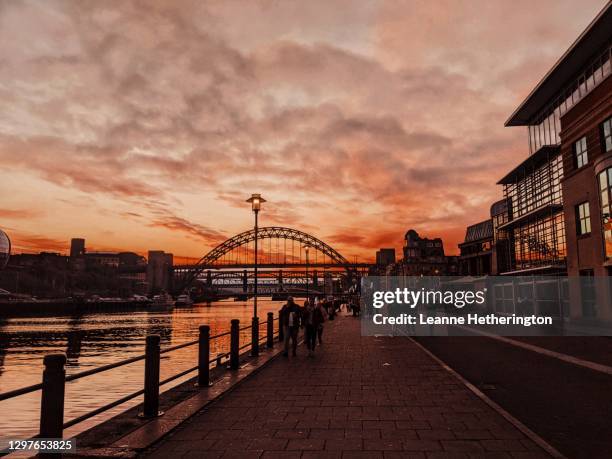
[0,298,284,443]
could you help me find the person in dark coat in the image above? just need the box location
[303,298,325,357]
[280,296,302,357]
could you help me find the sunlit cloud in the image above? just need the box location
[0,0,606,260]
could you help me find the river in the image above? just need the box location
[0,298,284,443]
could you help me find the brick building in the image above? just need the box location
[501,3,611,278]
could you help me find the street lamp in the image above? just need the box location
[303,244,311,301]
[246,193,266,356]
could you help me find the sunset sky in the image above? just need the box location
[0,0,607,262]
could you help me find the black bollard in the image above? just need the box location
[266,312,274,348]
[39,353,67,440]
[140,335,162,418]
[198,325,211,387]
[251,316,259,357]
[230,319,239,370]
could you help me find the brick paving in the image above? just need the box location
[142,314,550,458]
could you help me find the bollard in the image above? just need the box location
[198,325,211,387]
[140,335,162,418]
[266,312,274,348]
[230,319,239,370]
[251,316,259,357]
[39,353,67,440]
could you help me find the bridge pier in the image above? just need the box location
[242,270,248,293]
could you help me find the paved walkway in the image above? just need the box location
[143,314,550,459]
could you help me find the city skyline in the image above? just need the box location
[1,0,607,261]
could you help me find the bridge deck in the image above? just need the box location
[143,314,549,458]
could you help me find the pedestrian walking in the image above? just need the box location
[303,298,325,357]
[280,296,302,357]
[316,298,327,345]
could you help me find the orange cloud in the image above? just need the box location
[0,0,605,260]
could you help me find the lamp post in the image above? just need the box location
[303,244,311,301]
[246,193,265,356]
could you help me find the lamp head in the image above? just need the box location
[246,193,266,212]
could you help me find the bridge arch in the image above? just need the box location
[177,226,351,290]
[199,227,349,266]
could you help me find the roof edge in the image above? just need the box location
[505,1,612,126]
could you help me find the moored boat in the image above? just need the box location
[175,294,194,307]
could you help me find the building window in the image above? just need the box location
[598,167,612,259]
[603,117,612,153]
[574,136,588,168]
[576,202,591,235]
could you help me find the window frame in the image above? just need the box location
[597,167,612,259]
[574,136,588,169]
[602,117,612,153]
[575,201,591,236]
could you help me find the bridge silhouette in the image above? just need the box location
[172,226,371,296]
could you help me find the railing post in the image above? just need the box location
[230,319,239,370]
[140,335,162,418]
[39,353,66,440]
[251,316,259,357]
[267,312,274,348]
[198,325,211,387]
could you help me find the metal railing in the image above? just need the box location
[0,312,281,440]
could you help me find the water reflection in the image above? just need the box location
[0,298,283,441]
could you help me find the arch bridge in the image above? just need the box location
[172,226,371,296]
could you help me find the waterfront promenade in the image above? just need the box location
[142,314,552,458]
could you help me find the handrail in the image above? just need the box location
[0,329,240,401]
[0,382,43,402]
[210,330,231,340]
[63,387,145,429]
[0,312,282,436]
[159,338,199,355]
[65,354,147,382]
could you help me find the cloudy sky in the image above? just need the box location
[0,0,607,261]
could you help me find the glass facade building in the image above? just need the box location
[527,42,611,154]
[499,4,612,277]
[497,153,566,273]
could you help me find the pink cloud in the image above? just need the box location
[0,0,605,259]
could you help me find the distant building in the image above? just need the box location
[458,220,493,276]
[70,238,85,258]
[85,252,121,267]
[69,238,145,269]
[0,229,10,270]
[400,230,457,276]
[146,250,174,293]
[9,252,69,268]
[375,248,396,266]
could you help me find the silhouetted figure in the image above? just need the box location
[316,298,327,345]
[280,296,301,357]
[303,298,325,357]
